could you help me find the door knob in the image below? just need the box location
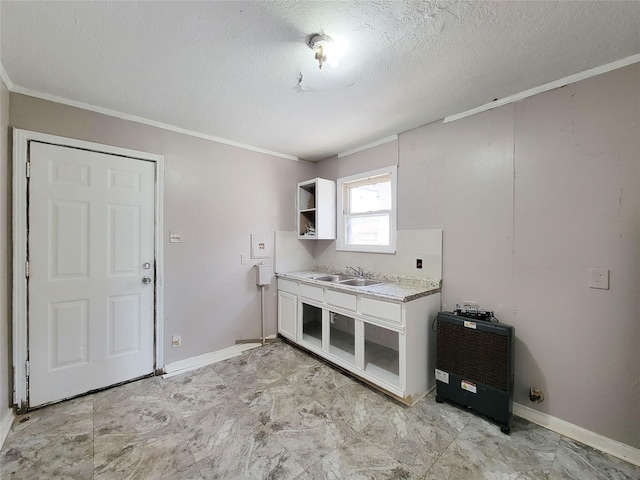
[142,276,152,285]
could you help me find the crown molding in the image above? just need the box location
[0,63,14,90]
[444,53,640,123]
[338,135,398,158]
[3,71,298,161]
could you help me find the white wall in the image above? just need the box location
[332,64,639,449]
[8,93,316,365]
[274,231,315,274]
[312,229,443,279]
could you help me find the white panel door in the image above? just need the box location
[28,141,155,407]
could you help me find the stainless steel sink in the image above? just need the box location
[313,274,382,287]
[313,274,355,283]
[339,278,382,287]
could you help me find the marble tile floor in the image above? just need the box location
[1,341,638,480]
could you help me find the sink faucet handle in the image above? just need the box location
[346,265,365,278]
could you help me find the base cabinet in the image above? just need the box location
[277,278,440,405]
[277,279,299,341]
[277,291,297,341]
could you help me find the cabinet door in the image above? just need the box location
[363,322,401,388]
[278,291,297,341]
[328,311,356,367]
[300,301,323,349]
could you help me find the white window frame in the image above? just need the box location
[336,165,397,254]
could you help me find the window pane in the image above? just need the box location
[348,180,391,213]
[346,214,389,245]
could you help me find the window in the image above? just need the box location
[336,166,397,253]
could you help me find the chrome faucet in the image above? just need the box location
[346,265,364,278]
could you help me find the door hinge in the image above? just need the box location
[12,366,17,404]
[25,261,29,278]
[26,161,30,178]
[25,360,30,377]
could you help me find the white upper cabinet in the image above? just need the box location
[297,178,336,240]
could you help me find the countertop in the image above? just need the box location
[276,269,441,303]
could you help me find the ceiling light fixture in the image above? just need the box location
[307,33,334,69]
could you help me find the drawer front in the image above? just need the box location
[325,290,357,311]
[299,283,324,302]
[278,279,299,295]
[361,297,402,324]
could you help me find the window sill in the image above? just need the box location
[335,246,396,255]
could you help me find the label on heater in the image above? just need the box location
[463,320,477,329]
[461,380,477,394]
[435,369,449,384]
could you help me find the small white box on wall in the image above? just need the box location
[251,233,271,258]
[255,263,272,286]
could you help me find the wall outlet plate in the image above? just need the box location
[251,233,271,258]
[172,335,182,347]
[589,268,609,290]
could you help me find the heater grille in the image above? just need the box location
[437,320,510,392]
[435,311,515,434]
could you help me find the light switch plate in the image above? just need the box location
[589,268,609,290]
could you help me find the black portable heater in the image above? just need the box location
[435,311,515,434]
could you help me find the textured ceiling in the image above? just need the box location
[1,1,639,161]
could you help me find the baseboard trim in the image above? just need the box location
[1,408,15,449]
[162,343,261,379]
[513,403,640,467]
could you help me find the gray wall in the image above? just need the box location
[1,76,11,438]
[320,64,640,448]
[310,140,445,279]
[8,93,316,365]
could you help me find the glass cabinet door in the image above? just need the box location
[328,312,356,366]
[364,323,400,387]
[301,302,323,348]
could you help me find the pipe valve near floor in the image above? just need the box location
[529,387,544,403]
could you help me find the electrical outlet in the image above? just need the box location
[241,254,248,265]
[172,335,182,347]
[416,258,422,269]
[589,268,609,290]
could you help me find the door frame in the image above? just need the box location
[12,128,165,411]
